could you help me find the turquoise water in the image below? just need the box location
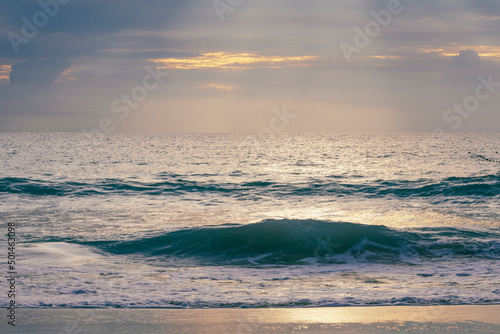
[0,133,499,307]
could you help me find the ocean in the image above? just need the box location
[1,133,499,308]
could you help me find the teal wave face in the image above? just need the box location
[83,219,500,266]
[1,174,499,199]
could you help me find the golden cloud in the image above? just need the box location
[199,83,235,90]
[153,52,319,70]
[365,55,403,60]
[416,45,500,61]
[0,65,10,81]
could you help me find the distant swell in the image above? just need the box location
[83,219,500,265]
[1,174,499,199]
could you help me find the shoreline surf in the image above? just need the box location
[4,305,500,333]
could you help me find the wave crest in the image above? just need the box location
[1,174,499,198]
[85,219,500,265]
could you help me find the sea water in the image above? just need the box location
[0,133,499,308]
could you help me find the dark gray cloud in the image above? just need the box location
[9,58,69,87]
[0,0,196,58]
[0,0,188,34]
[450,49,482,68]
[0,58,70,127]
[444,49,500,92]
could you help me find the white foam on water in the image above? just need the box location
[10,242,500,308]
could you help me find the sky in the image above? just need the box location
[0,0,499,132]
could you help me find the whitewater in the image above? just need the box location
[0,133,499,308]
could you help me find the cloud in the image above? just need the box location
[0,0,190,35]
[9,58,70,87]
[408,45,500,62]
[0,65,10,81]
[444,49,500,91]
[0,0,195,59]
[199,83,235,91]
[154,52,319,70]
[0,58,70,129]
[1,0,500,132]
[450,49,482,68]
